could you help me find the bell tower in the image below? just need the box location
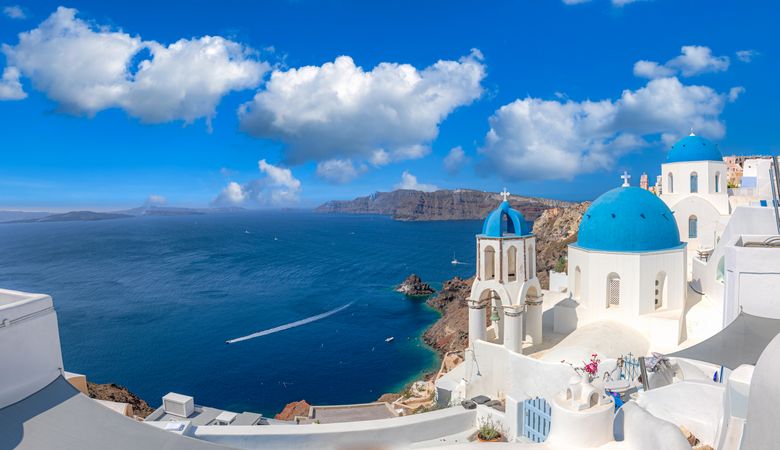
[468,189,543,353]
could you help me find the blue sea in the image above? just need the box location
[0,212,479,415]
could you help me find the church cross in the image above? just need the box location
[621,171,631,187]
[500,188,511,201]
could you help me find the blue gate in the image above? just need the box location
[522,397,551,443]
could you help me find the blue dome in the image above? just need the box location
[666,134,722,163]
[576,187,681,252]
[481,201,530,237]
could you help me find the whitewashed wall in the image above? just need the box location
[0,289,63,409]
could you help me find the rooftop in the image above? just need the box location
[146,404,266,426]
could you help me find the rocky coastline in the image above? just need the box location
[276,201,588,417]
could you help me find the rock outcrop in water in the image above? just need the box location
[396,274,435,297]
[316,189,574,222]
[87,381,155,418]
[532,202,589,288]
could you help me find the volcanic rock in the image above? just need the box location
[396,274,435,296]
[87,382,154,418]
[275,399,311,421]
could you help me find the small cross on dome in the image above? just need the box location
[620,171,631,187]
[689,127,696,136]
[500,188,511,202]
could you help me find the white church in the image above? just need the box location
[2,134,780,449]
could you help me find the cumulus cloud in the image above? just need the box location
[3,5,25,19]
[394,171,438,192]
[238,50,486,167]
[2,7,268,125]
[144,194,167,206]
[479,76,732,181]
[0,66,26,100]
[443,146,468,174]
[634,45,730,79]
[736,49,758,63]
[316,159,366,184]
[213,159,301,207]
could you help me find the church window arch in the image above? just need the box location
[508,246,517,282]
[688,215,698,239]
[690,172,698,193]
[715,172,721,193]
[484,246,496,280]
[668,173,674,193]
[607,272,620,308]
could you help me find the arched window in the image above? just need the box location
[508,246,517,282]
[715,172,721,193]
[688,215,698,239]
[607,273,620,308]
[574,266,582,299]
[716,257,725,283]
[668,173,674,193]
[484,246,496,280]
[690,172,698,193]
[655,272,667,310]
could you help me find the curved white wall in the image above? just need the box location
[0,289,63,409]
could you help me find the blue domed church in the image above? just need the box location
[560,179,688,349]
[467,190,543,354]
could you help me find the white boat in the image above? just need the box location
[385,337,394,343]
[451,251,459,265]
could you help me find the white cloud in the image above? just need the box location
[562,0,590,4]
[2,7,268,125]
[145,194,167,206]
[0,66,26,100]
[634,45,730,79]
[3,5,25,19]
[316,159,366,184]
[213,159,301,207]
[728,86,745,103]
[443,146,468,174]
[214,182,247,206]
[479,76,732,181]
[632,60,674,79]
[736,49,758,63]
[394,171,438,192]
[238,50,486,166]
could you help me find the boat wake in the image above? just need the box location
[226,302,354,344]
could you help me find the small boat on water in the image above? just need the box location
[385,337,394,343]
[451,251,460,265]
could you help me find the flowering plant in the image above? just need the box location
[565,353,601,381]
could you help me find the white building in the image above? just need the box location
[468,190,543,353]
[659,133,729,267]
[563,184,687,350]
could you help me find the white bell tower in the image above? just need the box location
[468,189,543,353]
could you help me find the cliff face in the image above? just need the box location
[87,382,155,418]
[532,202,589,288]
[316,189,574,222]
[422,277,473,354]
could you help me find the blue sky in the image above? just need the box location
[0,0,777,210]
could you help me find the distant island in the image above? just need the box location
[315,188,576,222]
[0,205,248,224]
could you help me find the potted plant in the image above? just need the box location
[564,353,601,382]
[476,417,503,442]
